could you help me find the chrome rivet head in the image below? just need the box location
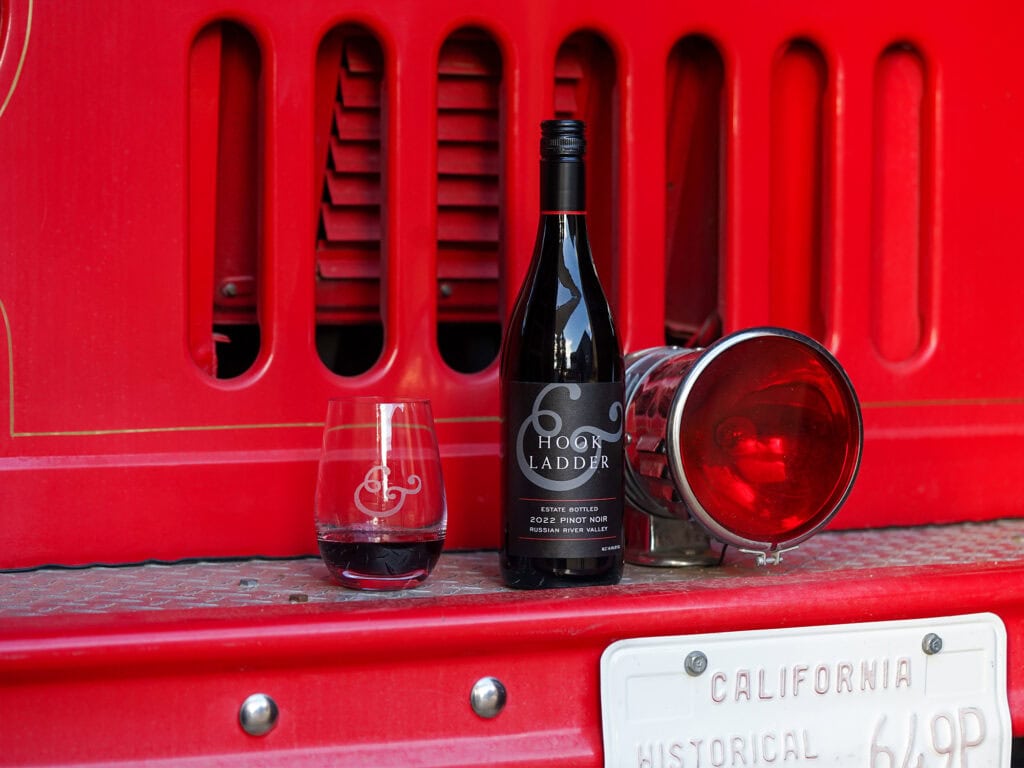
[685,651,708,677]
[470,677,507,719]
[922,633,943,655]
[239,693,279,736]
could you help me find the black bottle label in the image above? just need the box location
[506,381,624,558]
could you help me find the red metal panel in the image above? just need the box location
[768,41,827,341]
[664,36,724,345]
[1,0,1023,570]
[871,46,927,362]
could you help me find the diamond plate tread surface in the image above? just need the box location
[2,520,1023,618]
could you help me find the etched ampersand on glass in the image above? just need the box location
[353,464,423,519]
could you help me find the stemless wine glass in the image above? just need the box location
[314,397,447,590]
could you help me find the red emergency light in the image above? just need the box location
[624,327,863,565]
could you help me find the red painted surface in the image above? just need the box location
[4,0,1023,568]
[1,558,1021,765]
[4,2,1024,762]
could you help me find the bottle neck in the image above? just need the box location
[540,158,586,214]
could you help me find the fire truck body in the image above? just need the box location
[2,0,1023,763]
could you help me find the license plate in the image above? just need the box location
[601,613,1011,768]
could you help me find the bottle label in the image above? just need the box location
[506,381,624,559]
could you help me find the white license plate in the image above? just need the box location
[601,613,1011,768]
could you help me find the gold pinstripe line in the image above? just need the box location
[1,299,499,437]
[2,299,13,437]
[0,0,33,120]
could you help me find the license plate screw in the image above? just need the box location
[684,650,708,676]
[470,677,507,719]
[922,632,943,655]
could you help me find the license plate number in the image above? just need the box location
[600,613,1011,767]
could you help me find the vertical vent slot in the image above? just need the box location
[769,40,827,342]
[554,32,618,298]
[664,36,725,347]
[436,29,503,374]
[188,22,263,379]
[871,44,928,362]
[315,27,385,377]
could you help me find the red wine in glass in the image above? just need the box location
[317,531,444,590]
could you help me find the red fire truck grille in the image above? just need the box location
[2,0,1024,762]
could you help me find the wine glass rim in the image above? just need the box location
[327,395,432,405]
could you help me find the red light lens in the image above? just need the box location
[678,334,861,547]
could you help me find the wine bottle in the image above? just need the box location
[499,119,625,588]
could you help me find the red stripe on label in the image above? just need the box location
[519,536,618,541]
[519,497,617,502]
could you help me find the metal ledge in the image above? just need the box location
[3,519,1024,617]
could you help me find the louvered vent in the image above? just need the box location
[436,29,502,373]
[553,33,617,298]
[315,30,385,376]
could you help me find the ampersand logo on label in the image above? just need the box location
[353,464,422,518]
[516,383,623,492]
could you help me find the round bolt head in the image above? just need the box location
[470,677,507,719]
[685,651,708,676]
[239,693,279,736]
[922,633,943,655]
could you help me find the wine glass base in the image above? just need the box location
[333,569,432,591]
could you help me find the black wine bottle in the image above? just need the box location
[499,119,625,588]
